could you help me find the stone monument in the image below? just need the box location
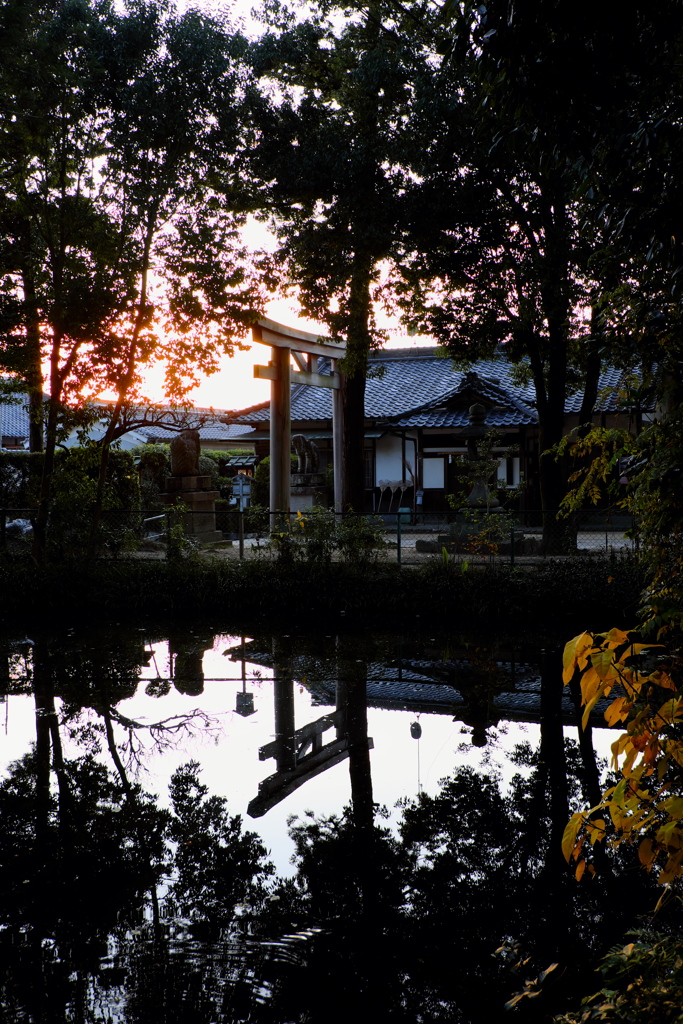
[290,434,327,512]
[162,429,222,543]
[461,403,500,508]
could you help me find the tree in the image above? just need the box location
[384,0,683,547]
[251,1,415,509]
[0,0,267,557]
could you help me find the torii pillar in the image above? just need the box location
[252,318,346,519]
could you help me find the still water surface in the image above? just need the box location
[0,625,645,1023]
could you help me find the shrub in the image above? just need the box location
[251,455,297,508]
[131,444,171,509]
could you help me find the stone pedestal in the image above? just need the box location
[290,472,328,513]
[436,509,525,554]
[162,475,222,544]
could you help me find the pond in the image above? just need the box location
[0,624,670,1022]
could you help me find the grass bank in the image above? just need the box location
[0,557,646,633]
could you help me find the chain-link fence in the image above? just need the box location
[0,506,637,564]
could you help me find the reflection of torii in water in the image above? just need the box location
[229,638,374,824]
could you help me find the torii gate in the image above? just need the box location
[252,318,346,513]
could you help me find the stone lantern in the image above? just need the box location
[459,403,500,509]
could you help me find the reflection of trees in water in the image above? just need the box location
[2,631,682,1022]
[0,736,677,1022]
[0,752,277,1023]
[259,744,678,1023]
[0,749,168,1022]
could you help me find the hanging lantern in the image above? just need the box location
[410,721,422,739]
[236,691,255,716]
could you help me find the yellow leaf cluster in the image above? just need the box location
[562,630,683,889]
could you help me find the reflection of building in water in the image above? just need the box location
[232,640,613,737]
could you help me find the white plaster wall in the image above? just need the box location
[423,457,445,489]
[496,456,521,487]
[375,434,404,484]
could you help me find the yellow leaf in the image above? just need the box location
[658,848,683,884]
[592,648,618,681]
[586,819,607,845]
[563,632,594,684]
[621,744,641,777]
[618,642,664,665]
[580,667,602,705]
[654,669,677,691]
[604,628,630,649]
[656,821,681,846]
[575,859,586,881]
[662,796,683,819]
[658,698,683,724]
[605,696,632,727]
[562,813,585,862]
[582,691,602,731]
[633,812,658,833]
[638,838,657,867]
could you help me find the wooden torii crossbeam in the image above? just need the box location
[252,318,346,513]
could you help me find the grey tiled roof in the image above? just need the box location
[0,396,31,437]
[0,393,248,445]
[141,422,254,444]
[233,349,640,427]
[396,409,535,428]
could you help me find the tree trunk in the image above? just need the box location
[341,372,367,512]
[538,647,574,962]
[341,256,374,511]
[32,391,61,563]
[345,661,374,834]
[33,640,52,846]
[577,320,602,432]
[569,677,603,809]
[536,187,572,554]
[531,329,571,554]
[21,267,44,452]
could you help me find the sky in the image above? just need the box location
[132,212,433,413]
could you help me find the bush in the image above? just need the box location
[47,447,142,557]
[0,451,44,509]
[131,444,171,509]
[251,455,298,508]
[336,512,387,566]
[198,452,220,489]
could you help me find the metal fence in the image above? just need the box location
[0,506,637,564]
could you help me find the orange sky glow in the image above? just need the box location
[125,297,434,414]
[92,213,434,414]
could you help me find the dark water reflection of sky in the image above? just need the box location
[1,624,633,1024]
[1,629,550,873]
